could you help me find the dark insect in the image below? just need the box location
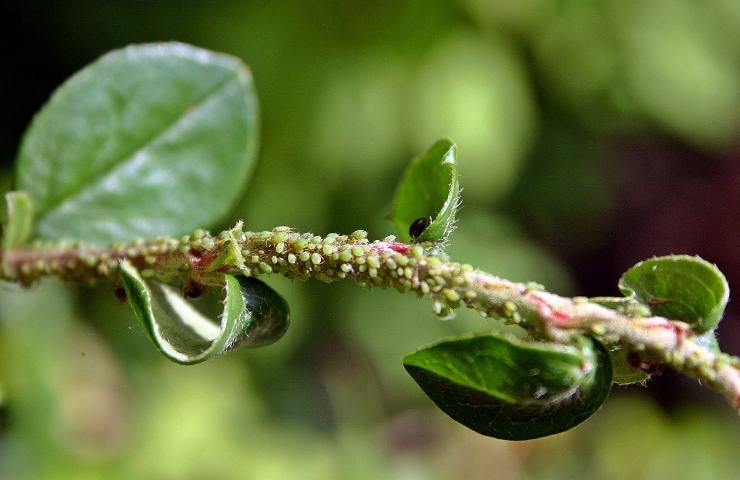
[113,286,128,304]
[626,351,664,376]
[408,216,431,239]
[183,280,206,299]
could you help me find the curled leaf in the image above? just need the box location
[119,261,288,364]
[404,333,612,440]
[618,255,729,333]
[389,139,460,244]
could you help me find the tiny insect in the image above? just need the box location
[626,352,664,376]
[183,280,206,299]
[113,286,128,304]
[408,216,431,239]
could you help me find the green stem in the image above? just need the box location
[2,224,739,411]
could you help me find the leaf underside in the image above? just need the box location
[404,334,612,440]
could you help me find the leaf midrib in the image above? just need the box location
[37,72,237,222]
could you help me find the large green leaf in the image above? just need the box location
[389,139,460,243]
[618,255,729,333]
[16,42,259,244]
[119,261,288,364]
[404,334,612,440]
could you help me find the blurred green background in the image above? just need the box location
[2,1,740,478]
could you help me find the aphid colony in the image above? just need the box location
[9,225,522,322]
[235,227,499,320]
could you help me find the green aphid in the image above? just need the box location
[311,253,323,265]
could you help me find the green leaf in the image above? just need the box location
[16,42,259,244]
[2,191,34,250]
[389,139,460,243]
[404,334,612,440]
[589,297,652,384]
[608,347,651,385]
[2,191,34,279]
[119,261,288,364]
[205,222,246,273]
[618,255,729,333]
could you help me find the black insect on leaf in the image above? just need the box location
[408,216,431,239]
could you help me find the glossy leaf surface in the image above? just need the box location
[390,139,460,243]
[16,42,259,244]
[404,334,612,440]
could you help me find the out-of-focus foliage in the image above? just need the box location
[1,282,739,479]
[2,0,739,478]
[2,191,34,251]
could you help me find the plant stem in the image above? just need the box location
[2,225,739,411]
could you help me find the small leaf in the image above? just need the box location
[389,139,460,243]
[2,191,34,250]
[16,42,259,244]
[608,347,651,385]
[206,222,246,273]
[2,191,34,279]
[589,297,652,384]
[119,261,288,364]
[404,334,612,440]
[618,255,729,333]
